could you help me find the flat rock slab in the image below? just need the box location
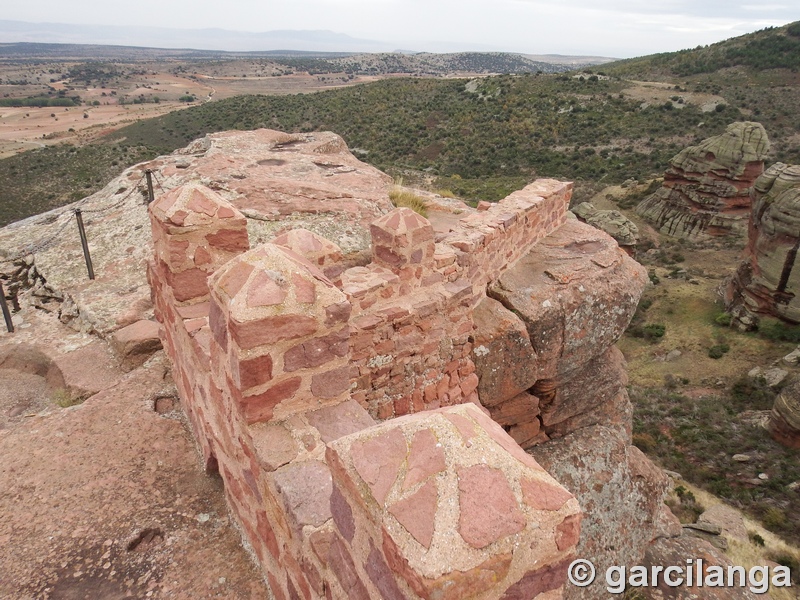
[0,355,268,599]
[52,338,125,397]
[110,319,162,370]
[639,536,760,600]
[697,504,747,541]
[489,219,647,381]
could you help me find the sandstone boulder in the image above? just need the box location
[636,122,769,239]
[472,296,538,407]
[725,163,800,325]
[488,219,647,382]
[529,425,672,599]
[697,504,748,542]
[572,201,639,253]
[110,319,162,371]
[639,536,760,600]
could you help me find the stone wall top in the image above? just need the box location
[326,402,581,600]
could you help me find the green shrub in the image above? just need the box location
[758,319,800,342]
[763,507,788,531]
[643,323,666,339]
[714,312,732,326]
[768,551,800,583]
[748,532,765,546]
[632,432,657,453]
[708,343,730,359]
[730,375,776,411]
[52,388,86,408]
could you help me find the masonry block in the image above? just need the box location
[326,403,581,600]
[209,243,352,424]
[272,228,345,284]
[149,183,249,303]
[371,208,435,273]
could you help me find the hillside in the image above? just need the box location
[0,73,750,225]
[604,21,800,78]
[0,23,799,226]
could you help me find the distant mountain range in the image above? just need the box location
[0,19,614,63]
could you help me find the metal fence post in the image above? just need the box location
[74,209,95,280]
[145,169,155,204]
[0,281,13,333]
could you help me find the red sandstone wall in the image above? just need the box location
[343,180,571,419]
[148,179,577,600]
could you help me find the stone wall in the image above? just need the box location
[148,179,585,599]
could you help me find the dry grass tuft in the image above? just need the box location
[389,188,428,218]
[52,388,87,408]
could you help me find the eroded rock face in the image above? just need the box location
[637,122,769,239]
[487,219,647,382]
[725,163,800,327]
[472,218,675,600]
[768,378,800,448]
[530,425,675,600]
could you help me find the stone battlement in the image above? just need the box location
[148,178,581,599]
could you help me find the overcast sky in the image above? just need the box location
[4,1,798,58]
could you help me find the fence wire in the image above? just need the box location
[1,171,149,265]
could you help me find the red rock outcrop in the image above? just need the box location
[725,163,800,328]
[636,122,769,239]
[767,378,800,449]
[722,162,800,449]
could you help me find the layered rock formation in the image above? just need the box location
[768,378,800,448]
[636,122,769,239]
[472,220,679,593]
[725,163,800,327]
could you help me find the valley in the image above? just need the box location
[0,22,799,595]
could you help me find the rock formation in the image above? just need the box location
[636,122,769,239]
[725,163,800,328]
[571,201,639,255]
[1,129,685,599]
[768,378,800,448]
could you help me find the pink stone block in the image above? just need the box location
[403,429,446,491]
[230,315,318,350]
[283,328,349,372]
[233,352,273,390]
[350,428,407,507]
[240,376,302,424]
[246,271,287,307]
[310,365,350,399]
[388,479,437,549]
